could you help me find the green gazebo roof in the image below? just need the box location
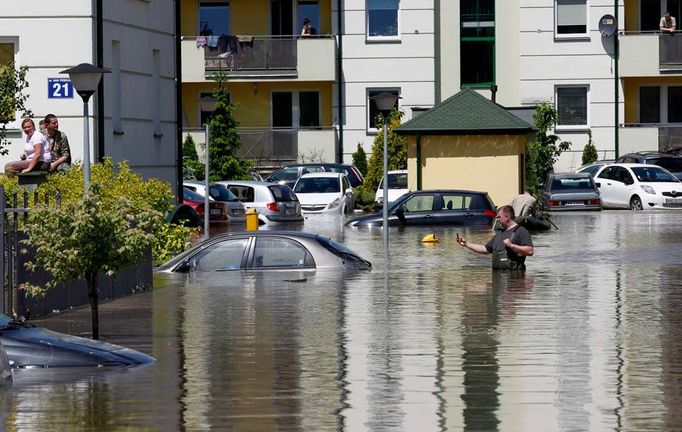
[396,88,535,135]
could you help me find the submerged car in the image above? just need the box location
[347,189,497,227]
[156,231,371,272]
[0,314,155,368]
[615,152,682,180]
[540,172,602,211]
[594,163,682,210]
[293,172,355,214]
[182,187,228,222]
[184,181,247,223]
[217,181,303,225]
[265,163,365,189]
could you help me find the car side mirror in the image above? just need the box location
[174,259,192,273]
[595,182,601,188]
[345,188,353,195]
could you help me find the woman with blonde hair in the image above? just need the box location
[4,118,51,176]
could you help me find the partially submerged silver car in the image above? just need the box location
[156,231,371,273]
[216,181,303,225]
[541,172,602,211]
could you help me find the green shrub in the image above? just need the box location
[37,158,193,265]
[582,129,598,165]
[352,143,368,177]
[353,185,377,212]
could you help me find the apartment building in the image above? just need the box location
[0,1,178,190]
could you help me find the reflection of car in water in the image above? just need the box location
[375,170,409,208]
[347,190,497,227]
[0,314,155,368]
[156,231,372,273]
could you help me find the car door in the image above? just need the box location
[341,175,354,212]
[394,193,436,225]
[248,237,315,270]
[596,167,618,207]
[189,238,249,271]
[436,193,467,224]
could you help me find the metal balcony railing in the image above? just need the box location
[203,35,297,73]
[659,34,682,68]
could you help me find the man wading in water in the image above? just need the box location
[456,205,534,270]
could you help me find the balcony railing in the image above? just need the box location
[620,123,682,152]
[659,34,682,69]
[203,36,297,73]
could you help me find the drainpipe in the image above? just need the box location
[336,0,344,163]
[434,0,441,104]
[96,0,105,162]
[175,0,184,202]
[614,0,620,159]
[416,133,422,190]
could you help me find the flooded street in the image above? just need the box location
[5,210,682,431]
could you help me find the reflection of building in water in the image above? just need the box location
[661,263,682,430]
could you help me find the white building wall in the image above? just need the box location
[0,1,177,192]
[519,0,624,172]
[336,0,436,163]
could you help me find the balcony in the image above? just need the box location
[183,127,337,167]
[620,32,682,77]
[181,35,336,82]
[619,123,682,153]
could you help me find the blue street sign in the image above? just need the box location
[47,78,74,99]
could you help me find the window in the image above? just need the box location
[298,1,319,35]
[367,88,400,131]
[299,91,320,127]
[199,2,230,36]
[640,86,661,123]
[555,0,587,36]
[193,238,247,271]
[403,195,434,212]
[668,86,682,122]
[112,41,122,134]
[556,86,588,127]
[153,49,161,136]
[252,238,314,269]
[367,0,399,38]
[200,91,226,126]
[272,90,320,129]
[461,0,495,86]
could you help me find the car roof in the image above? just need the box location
[387,170,408,174]
[550,172,594,178]
[216,180,280,187]
[299,172,344,179]
[410,189,488,195]
[202,230,321,242]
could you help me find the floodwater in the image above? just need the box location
[4,210,682,431]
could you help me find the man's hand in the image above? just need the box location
[21,168,31,173]
[50,162,57,171]
[503,238,513,248]
[457,236,467,247]
[19,153,26,161]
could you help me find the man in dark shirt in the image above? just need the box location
[457,205,534,270]
[43,114,71,172]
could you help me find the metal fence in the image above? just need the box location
[0,186,152,319]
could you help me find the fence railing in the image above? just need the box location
[204,36,297,72]
[0,186,152,319]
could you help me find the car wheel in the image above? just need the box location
[630,195,643,210]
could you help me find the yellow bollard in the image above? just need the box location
[245,208,259,231]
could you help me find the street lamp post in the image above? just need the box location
[199,96,216,240]
[370,92,400,250]
[60,63,110,196]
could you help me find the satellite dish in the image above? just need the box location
[599,14,617,37]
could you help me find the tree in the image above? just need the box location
[526,102,571,192]
[352,143,368,176]
[183,134,203,180]
[22,184,160,339]
[207,72,252,181]
[581,129,598,165]
[0,65,32,154]
[363,109,407,192]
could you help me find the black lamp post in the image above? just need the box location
[370,92,400,249]
[199,96,216,239]
[60,63,110,196]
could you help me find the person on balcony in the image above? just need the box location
[660,11,676,34]
[300,18,317,36]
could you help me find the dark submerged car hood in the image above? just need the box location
[0,319,154,368]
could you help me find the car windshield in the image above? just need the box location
[208,184,239,202]
[316,236,371,270]
[379,173,408,189]
[183,187,205,201]
[294,177,340,193]
[269,185,298,201]
[549,177,595,191]
[631,166,680,183]
[651,158,682,172]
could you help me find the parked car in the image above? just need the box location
[182,187,229,222]
[184,181,246,223]
[663,147,682,156]
[265,163,365,189]
[156,231,371,273]
[375,170,409,208]
[575,160,613,177]
[216,181,303,225]
[615,152,682,180]
[292,172,355,214]
[0,313,154,368]
[594,163,682,210]
[540,172,602,211]
[347,189,497,227]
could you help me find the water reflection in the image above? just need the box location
[3,211,682,431]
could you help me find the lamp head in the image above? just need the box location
[60,63,110,102]
[370,92,400,116]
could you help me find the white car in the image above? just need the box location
[375,170,409,208]
[292,172,355,214]
[594,163,682,210]
[184,181,247,223]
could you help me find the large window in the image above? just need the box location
[461,0,495,86]
[0,40,18,128]
[199,1,230,36]
[299,91,320,127]
[555,0,587,36]
[367,0,399,38]
[272,90,320,129]
[298,1,319,35]
[669,86,682,122]
[556,86,588,127]
[367,88,400,131]
[640,86,661,123]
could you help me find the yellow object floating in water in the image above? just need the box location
[422,233,439,243]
